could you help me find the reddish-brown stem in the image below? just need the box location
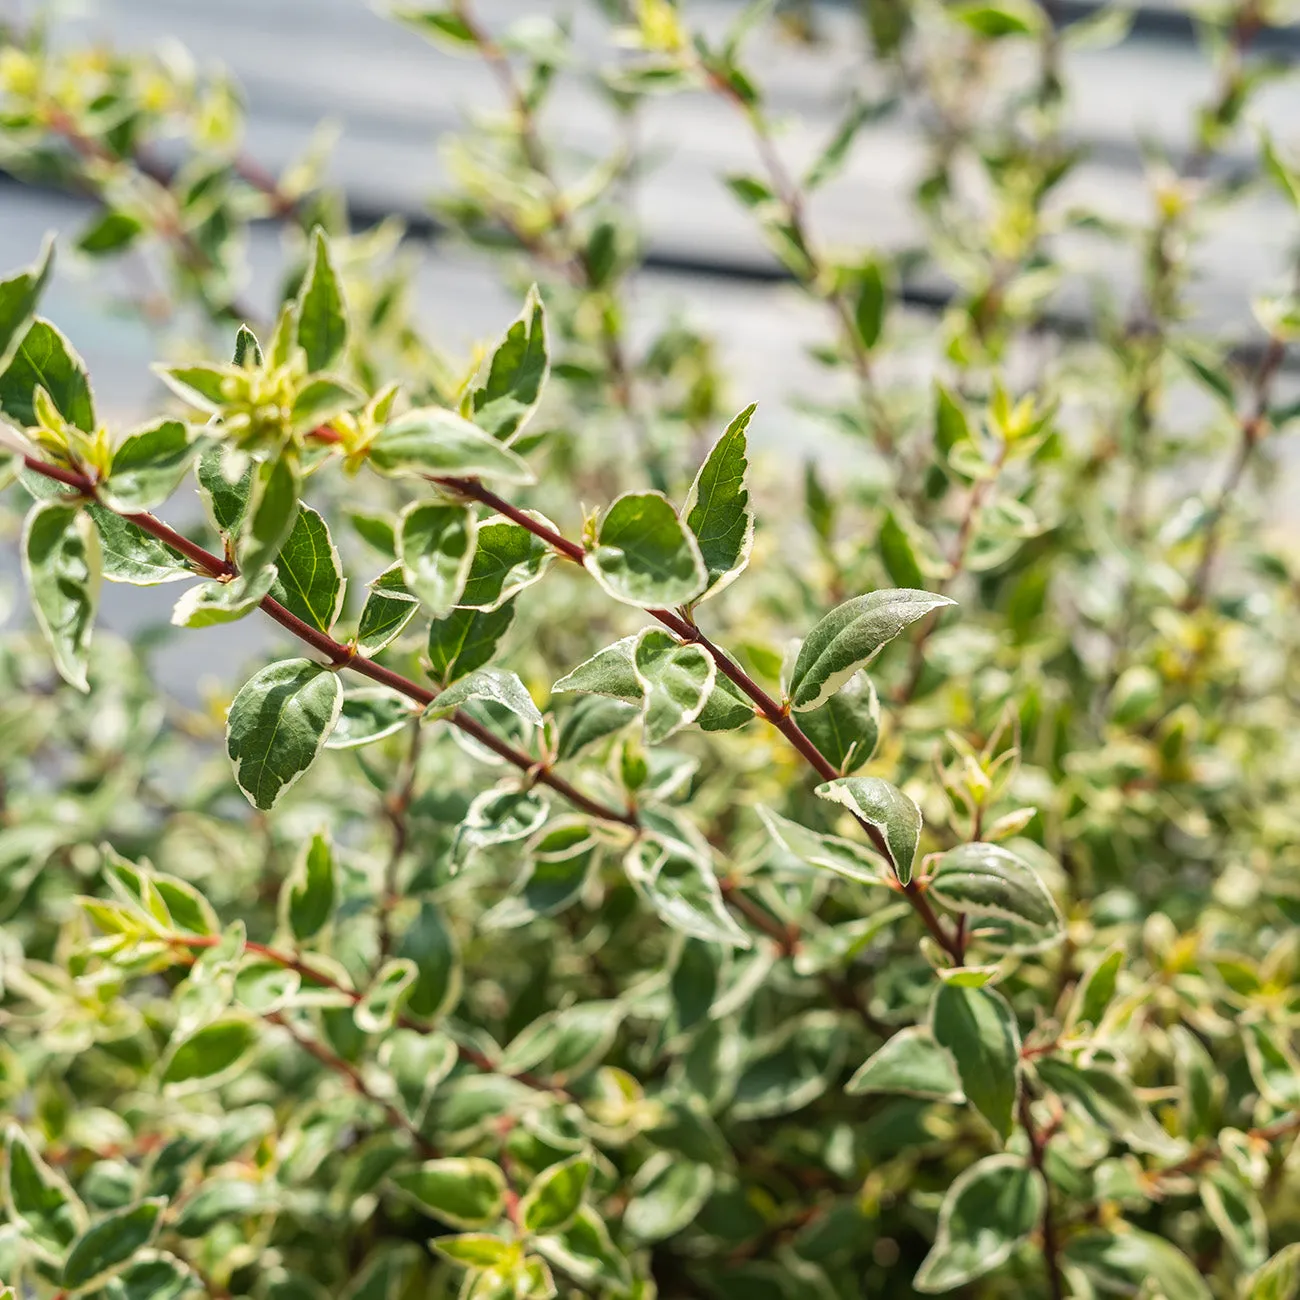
[1019,1090,1065,1300]
[439,475,966,963]
[1183,329,1288,611]
[169,934,564,1096]
[719,878,798,957]
[265,1010,440,1157]
[1146,1108,1300,1185]
[20,455,634,830]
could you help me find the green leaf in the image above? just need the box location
[927,843,1063,945]
[1244,1023,1300,1107]
[931,984,1019,1141]
[23,500,100,692]
[553,636,641,702]
[268,503,345,633]
[161,1017,258,1089]
[108,1252,195,1300]
[1063,1229,1212,1299]
[382,1029,459,1125]
[240,452,302,575]
[458,516,553,610]
[62,1200,164,1290]
[98,420,199,512]
[512,823,599,919]
[391,1157,507,1229]
[815,777,920,884]
[852,260,887,351]
[804,95,873,191]
[157,363,234,413]
[397,501,476,616]
[696,673,755,732]
[399,900,461,1021]
[585,492,707,608]
[625,839,750,948]
[1070,945,1124,1029]
[355,565,419,656]
[3,1126,86,1255]
[289,375,363,434]
[623,1154,714,1242]
[520,1155,592,1235]
[633,628,715,743]
[1171,1025,1218,1141]
[0,318,94,431]
[431,1233,517,1268]
[879,509,924,588]
[427,601,516,685]
[348,509,395,556]
[233,324,263,368]
[534,1207,631,1291]
[226,658,344,810]
[756,805,889,886]
[1247,1244,1300,1300]
[356,959,418,1033]
[425,667,542,728]
[76,209,145,256]
[325,688,414,750]
[732,1011,845,1120]
[798,672,879,774]
[1034,1056,1181,1156]
[1201,1163,1267,1271]
[296,228,348,372]
[455,785,549,859]
[171,565,276,629]
[683,404,755,601]
[950,0,1044,37]
[846,1026,964,1100]
[197,444,253,533]
[0,237,53,371]
[173,1178,264,1238]
[788,589,954,711]
[470,285,549,443]
[281,832,336,941]
[500,1001,623,1081]
[556,695,639,760]
[393,8,479,50]
[368,408,535,483]
[914,1155,1043,1292]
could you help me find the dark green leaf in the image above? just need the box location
[62,1200,164,1289]
[390,1158,506,1229]
[815,777,920,884]
[914,1155,1043,1292]
[282,832,336,941]
[296,227,348,372]
[586,492,707,608]
[788,589,954,711]
[368,408,535,483]
[684,404,755,600]
[427,600,516,685]
[269,503,345,633]
[470,285,549,443]
[931,985,1019,1141]
[0,318,95,431]
[23,500,100,692]
[226,658,343,810]
[846,1026,964,1100]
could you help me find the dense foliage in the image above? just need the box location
[3,1,1300,1295]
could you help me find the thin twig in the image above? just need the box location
[265,1010,440,1157]
[166,934,563,1096]
[21,454,635,829]
[436,474,966,963]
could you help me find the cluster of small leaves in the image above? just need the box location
[4,1,1300,1297]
